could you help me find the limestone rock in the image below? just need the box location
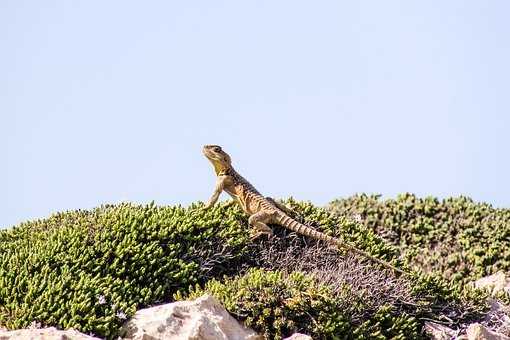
[466,323,510,340]
[423,321,456,340]
[120,294,262,340]
[0,327,100,340]
[473,272,510,296]
[283,333,313,340]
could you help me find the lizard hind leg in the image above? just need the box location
[248,210,274,240]
[266,197,295,215]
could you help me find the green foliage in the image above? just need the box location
[328,193,510,283]
[409,271,490,321]
[353,306,420,340]
[0,196,499,338]
[0,201,250,338]
[283,198,403,265]
[178,268,421,340]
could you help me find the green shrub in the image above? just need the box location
[328,193,510,283]
[0,201,250,338]
[0,197,497,338]
[177,268,421,340]
[281,198,404,265]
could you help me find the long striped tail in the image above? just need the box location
[276,214,408,276]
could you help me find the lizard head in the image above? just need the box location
[203,145,232,174]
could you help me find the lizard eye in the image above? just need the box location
[214,147,221,152]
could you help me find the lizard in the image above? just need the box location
[202,144,408,276]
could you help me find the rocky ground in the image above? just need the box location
[0,272,509,340]
[0,295,312,340]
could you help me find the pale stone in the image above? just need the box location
[423,321,456,340]
[473,272,510,296]
[0,327,100,340]
[283,333,313,340]
[466,323,510,340]
[120,294,262,340]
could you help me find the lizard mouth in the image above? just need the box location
[202,146,218,161]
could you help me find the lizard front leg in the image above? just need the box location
[222,196,241,208]
[204,176,227,209]
[248,210,274,240]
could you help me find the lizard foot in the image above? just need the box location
[249,231,273,241]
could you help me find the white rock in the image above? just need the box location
[466,323,510,340]
[423,321,456,340]
[0,327,100,340]
[473,272,510,296]
[283,333,313,340]
[120,294,262,340]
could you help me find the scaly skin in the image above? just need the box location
[202,145,408,276]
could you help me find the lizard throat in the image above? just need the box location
[213,162,231,176]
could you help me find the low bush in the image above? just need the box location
[177,268,421,340]
[0,201,250,338]
[328,193,510,283]
[0,197,498,338]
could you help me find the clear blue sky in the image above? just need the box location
[2,1,509,228]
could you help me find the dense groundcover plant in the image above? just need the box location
[328,193,510,283]
[0,202,250,337]
[0,197,498,338]
[176,268,422,339]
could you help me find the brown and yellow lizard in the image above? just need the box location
[202,144,407,276]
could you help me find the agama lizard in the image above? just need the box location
[202,145,407,276]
